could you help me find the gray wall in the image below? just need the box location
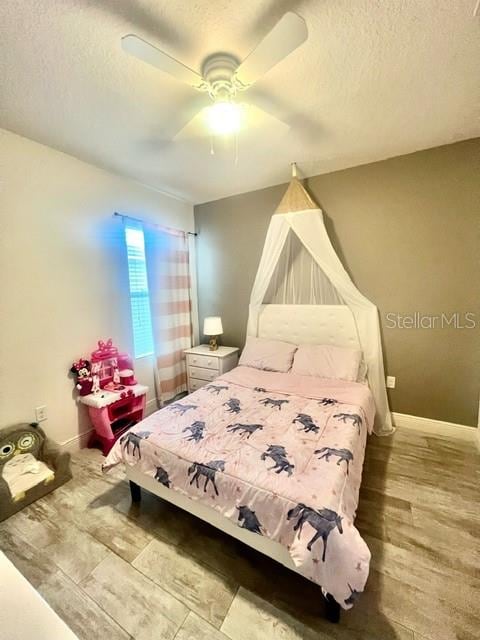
[195,139,480,426]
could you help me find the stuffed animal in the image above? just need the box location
[91,362,101,395]
[112,357,120,385]
[0,423,72,522]
[70,358,93,396]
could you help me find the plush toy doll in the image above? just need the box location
[70,359,93,396]
[91,362,101,395]
[112,357,120,385]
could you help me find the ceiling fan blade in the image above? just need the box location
[173,109,209,141]
[248,88,291,126]
[243,103,290,135]
[121,34,203,88]
[173,102,290,142]
[248,87,321,141]
[166,94,211,140]
[236,12,307,86]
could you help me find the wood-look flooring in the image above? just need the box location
[1,427,479,640]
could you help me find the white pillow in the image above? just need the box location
[239,337,297,373]
[291,344,362,382]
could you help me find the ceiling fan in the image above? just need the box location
[122,12,308,140]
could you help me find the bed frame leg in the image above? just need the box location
[129,481,141,503]
[324,593,341,623]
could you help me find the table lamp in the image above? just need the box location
[203,316,223,351]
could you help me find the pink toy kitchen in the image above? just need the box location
[70,339,148,455]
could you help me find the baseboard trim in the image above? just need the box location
[60,398,159,451]
[145,397,159,416]
[392,412,478,446]
[60,428,94,452]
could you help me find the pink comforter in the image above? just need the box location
[103,366,375,609]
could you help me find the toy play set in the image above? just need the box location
[71,339,148,455]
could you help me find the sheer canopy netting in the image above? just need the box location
[246,187,393,435]
[264,229,344,305]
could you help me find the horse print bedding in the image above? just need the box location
[103,365,375,609]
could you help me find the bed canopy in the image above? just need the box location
[246,166,393,435]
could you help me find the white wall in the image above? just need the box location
[0,128,194,446]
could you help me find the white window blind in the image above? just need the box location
[124,222,154,358]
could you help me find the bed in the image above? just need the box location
[103,305,375,622]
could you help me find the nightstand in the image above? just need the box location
[184,345,239,392]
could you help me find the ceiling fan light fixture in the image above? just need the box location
[206,101,243,136]
[122,12,308,144]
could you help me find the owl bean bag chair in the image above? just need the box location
[0,423,72,522]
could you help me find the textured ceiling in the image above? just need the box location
[1,0,479,204]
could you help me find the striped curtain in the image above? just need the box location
[144,227,193,405]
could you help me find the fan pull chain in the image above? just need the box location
[234,132,239,165]
[210,135,215,155]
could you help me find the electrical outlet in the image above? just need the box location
[386,376,396,389]
[35,405,47,422]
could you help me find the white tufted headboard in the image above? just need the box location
[257,304,361,350]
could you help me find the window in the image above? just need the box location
[124,222,154,358]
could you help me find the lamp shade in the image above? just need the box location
[203,316,223,336]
